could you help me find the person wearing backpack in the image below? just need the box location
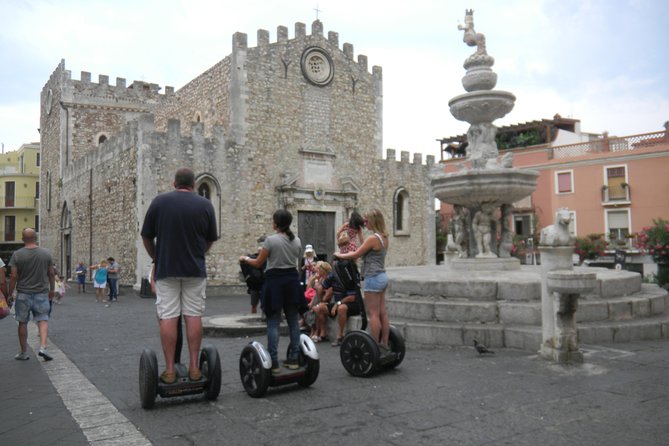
[240,236,266,314]
[240,210,303,374]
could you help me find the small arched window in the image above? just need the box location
[195,174,221,236]
[96,133,109,146]
[393,187,410,236]
[198,183,211,200]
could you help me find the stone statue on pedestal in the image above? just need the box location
[458,9,487,56]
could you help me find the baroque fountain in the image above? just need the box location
[205,11,669,358]
[431,9,538,268]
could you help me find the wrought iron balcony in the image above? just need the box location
[601,184,631,205]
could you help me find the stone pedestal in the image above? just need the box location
[539,246,596,363]
[545,271,597,362]
[450,257,520,271]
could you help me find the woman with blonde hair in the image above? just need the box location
[305,260,332,342]
[89,259,109,303]
[334,209,391,352]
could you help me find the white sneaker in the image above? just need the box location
[14,351,29,360]
[38,347,53,361]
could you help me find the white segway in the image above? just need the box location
[239,333,319,398]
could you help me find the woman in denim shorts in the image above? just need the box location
[334,209,391,353]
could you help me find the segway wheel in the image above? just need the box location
[200,345,221,401]
[297,350,319,387]
[139,348,158,409]
[340,331,379,377]
[386,325,406,369]
[239,345,270,398]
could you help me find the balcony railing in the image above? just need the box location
[601,184,631,204]
[550,130,668,159]
[1,195,38,209]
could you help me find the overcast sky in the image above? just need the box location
[1,0,667,160]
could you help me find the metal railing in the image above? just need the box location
[550,131,668,159]
[601,185,631,203]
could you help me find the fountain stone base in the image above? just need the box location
[450,257,520,271]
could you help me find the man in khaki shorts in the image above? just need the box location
[141,168,218,383]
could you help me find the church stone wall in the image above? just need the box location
[39,21,436,287]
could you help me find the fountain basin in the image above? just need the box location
[546,271,597,295]
[449,90,516,124]
[431,167,539,208]
[462,66,497,92]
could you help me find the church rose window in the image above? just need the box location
[301,47,334,86]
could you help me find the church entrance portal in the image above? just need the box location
[298,211,335,263]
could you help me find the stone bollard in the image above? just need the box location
[542,270,596,363]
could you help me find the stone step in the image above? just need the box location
[390,314,669,352]
[386,265,643,301]
[387,288,669,325]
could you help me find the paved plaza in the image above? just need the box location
[1,289,668,445]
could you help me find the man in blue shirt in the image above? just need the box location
[141,168,218,384]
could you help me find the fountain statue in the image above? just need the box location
[431,10,539,267]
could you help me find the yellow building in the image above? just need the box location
[0,142,40,264]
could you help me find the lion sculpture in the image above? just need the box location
[540,208,575,247]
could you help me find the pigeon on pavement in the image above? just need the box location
[474,339,495,354]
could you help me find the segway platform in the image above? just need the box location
[239,333,319,397]
[334,259,406,377]
[139,316,221,409]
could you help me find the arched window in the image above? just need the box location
[198,183,210,200]
[96,132,109,146]
[194,112,202,123]
[393,188,410,236]
[195,174,221,236]
[61,202,72,279]
[46,171,52,211]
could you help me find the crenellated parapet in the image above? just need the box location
[49,59,175,103]
[385,148,436,168]
[62,115,227,184]
[230,19,380,76]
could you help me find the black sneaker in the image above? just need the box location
[283,358,299,370]
[271,361,281,375]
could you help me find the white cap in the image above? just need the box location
[305,244,315,254]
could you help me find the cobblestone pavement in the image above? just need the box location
[1,290,668,445]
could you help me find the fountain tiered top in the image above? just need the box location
[430,10,538,261]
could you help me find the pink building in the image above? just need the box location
[438,118,669,274]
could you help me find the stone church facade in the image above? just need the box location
[39,20,435,287]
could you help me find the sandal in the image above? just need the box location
[311,335,323,343]
[188,368,202,381]
[331,338,343,347]
[160,370,177,384]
